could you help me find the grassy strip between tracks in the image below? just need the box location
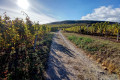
[63,32,120,76]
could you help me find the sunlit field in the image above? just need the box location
[0,0,120,80]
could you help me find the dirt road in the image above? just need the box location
[45,31,119,80]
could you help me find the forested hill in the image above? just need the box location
[49,20,117,25]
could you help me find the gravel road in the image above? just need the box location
[45,31,119,80]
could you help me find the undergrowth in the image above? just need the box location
[0,33,53,80]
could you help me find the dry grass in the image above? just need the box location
[96,58,102,63]
[63,32,120,75]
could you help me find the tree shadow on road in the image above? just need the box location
[46,41,75,80]
[46,48,73,80]
[53,41,75,57]
[46,34,76,80]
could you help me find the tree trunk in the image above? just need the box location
[33,35,38,51]
[15,48,19,79]
[117,32,119,41]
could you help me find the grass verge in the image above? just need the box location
[64,32,120,76]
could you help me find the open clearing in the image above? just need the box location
[45,31,119,80]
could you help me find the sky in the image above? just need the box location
[0,0,120,24]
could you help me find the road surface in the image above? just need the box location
[45,31,118,80]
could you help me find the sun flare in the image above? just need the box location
[17,0,29,9]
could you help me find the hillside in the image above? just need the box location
[49,20,117,25]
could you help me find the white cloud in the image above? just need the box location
[25,11,57,24]
[81,6,120,22]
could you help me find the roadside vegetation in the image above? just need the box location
[63,22,120,42]
[63,32,120,76]
[0,14,53,80]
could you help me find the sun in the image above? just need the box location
[17,0,29,10]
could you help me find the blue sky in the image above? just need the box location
[39,0,120,20]
[0,0,120,24]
